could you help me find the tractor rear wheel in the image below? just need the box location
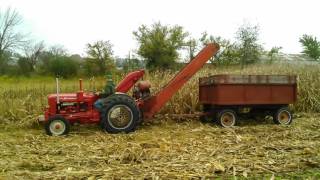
[100,94,140,133]
[45,115,70,136]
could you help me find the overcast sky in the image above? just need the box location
[1,0,319,57]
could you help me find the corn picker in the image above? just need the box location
[39,43,221,135]
[39,42,297,136]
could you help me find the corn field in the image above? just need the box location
[1,63,320,179]
[0,63,319,127]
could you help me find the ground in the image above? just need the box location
[0,113,320,179]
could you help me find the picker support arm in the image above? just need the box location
[141,43,220,119]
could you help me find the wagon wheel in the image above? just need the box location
[217,109,237,128]
[273,107,293,125]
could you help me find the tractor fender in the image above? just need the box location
[94,93,133,112]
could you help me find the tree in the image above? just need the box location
[133,22,188,70]
[0,8,25,66]
[37,45,68,74]
[185,38,198,60]
[48,56,78,78]
[22,41,45,71]
[48,45,68,57]
[299,34,320,60]
[17,57,33,75]
[0,50,12,74]
[200,32,239,65]
[121,52,144,72]
[36,45,75,76]
[85,40,114,75]
[268,46,282,63]
[236,23,262,68]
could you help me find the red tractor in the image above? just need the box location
[39,43,220,135]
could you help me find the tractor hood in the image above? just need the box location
[48,92,99,102]
[48,93,77,101]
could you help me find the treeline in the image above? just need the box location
[0,41,144,77]
[0,8,319,78]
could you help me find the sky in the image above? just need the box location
[1,0,319,57]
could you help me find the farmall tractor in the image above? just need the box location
[39,43,220,135]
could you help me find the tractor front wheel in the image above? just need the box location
[100,94,140,133]
[45,115,70,136]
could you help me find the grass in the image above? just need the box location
[0,63,320,178]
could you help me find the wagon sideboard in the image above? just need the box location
[199,75,297,105]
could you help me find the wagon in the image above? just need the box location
[199,74,297,127]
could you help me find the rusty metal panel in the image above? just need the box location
[142,43,220,119]
[199,75,297,86]
[199,75,297,105]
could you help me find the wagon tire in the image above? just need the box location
[273,107,293,125]
[217,109,237,128]
[45,115,70,136]
[100,94,140,133]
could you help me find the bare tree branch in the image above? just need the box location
[23,41,45,70]
[0,8,25,59]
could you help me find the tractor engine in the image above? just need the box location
[133,81,151,99]
[59,102,78,113]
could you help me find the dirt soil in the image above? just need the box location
[0,113,320,179]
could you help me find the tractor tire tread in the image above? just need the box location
[99,94,140,133]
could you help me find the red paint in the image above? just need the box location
[45,92,100,124]
[199,75,297,105]
[116,70,145,93]
[44,70,146,124]
[43,44,220,125]
[141,43,220,119]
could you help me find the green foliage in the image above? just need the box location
[200,32,240,66]
[299,34,320,60]
[36,46,68,75]
[83,58,100,76]
[85,40,115,75]
[17,57,33,75]
[133,22,188,70]
[22,41,45,71]
[185,38,198,60]
[268,46,282,63]
[236,23,262,68]
[33,47,79,78]
[48,56,78,78]
[122,58,144,72]
[0,51,12,74]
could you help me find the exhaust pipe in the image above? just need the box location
[56,78,60,104]
[79,79,83,91]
